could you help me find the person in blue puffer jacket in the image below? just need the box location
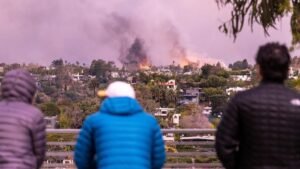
[74,81,166,169]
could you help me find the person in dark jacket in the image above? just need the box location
[0,69,46,169]
[74,81,166,169]
[215,42,300,169]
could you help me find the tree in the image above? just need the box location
[165,89,177,107]
[135,84,159,113]
[88,79,100,97]
[209,95,228,117]
[40,102,61,116]
[201,64,214,78]
[229,59,251,70]
[51,59,64,68]
[206,75,227,88]
[201,64,229,79]
[203,88,225,97]
[216,0,300,45]
[89,59,115,83]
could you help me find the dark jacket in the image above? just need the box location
[216,82,300,169]
[74,97,166,169]
[0,69,46,169]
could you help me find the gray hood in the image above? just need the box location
[1,69,36,103]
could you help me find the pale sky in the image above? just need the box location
[0,0,294,66]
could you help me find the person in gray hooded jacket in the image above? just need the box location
[0,69,46,169]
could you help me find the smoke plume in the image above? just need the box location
[0,0,227,66]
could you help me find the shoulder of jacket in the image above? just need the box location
[233,86,260,100]
[144,112,161,130]
[25,104,44,122]
[83,112,104,125]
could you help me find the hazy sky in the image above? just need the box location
[0,0,294,66]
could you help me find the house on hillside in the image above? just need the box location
[110,71,120,79]
[154,108,175,117]
[157,67,173,76]
[202,106,212,116]
[226,87,247,95]
[127,76,137,84]
[172,114,181,126]
[44,116,58,129]
[178,88,204,105]
[160,79,177,91]
[72,73,84,82]
[289,67,300,79]
[231,75,251,81]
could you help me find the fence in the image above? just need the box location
[43,129,222,169]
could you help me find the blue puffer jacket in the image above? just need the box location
[74,97,166,169]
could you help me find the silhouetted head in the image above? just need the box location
[256,42,291,83]
[1,69,37,103]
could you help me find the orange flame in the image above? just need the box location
[139,58,151,70]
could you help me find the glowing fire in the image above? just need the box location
[139,63,151,70]
[176,52,224,68]
[179,58,191,67]
[139,58,151,70]
[178,54,200,67]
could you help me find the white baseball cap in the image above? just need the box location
[97,81,135,99]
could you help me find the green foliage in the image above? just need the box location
[57,99,99,128]
[177,104,199,116]
[209,95,228,114]
[88,79,100,97]
[203,88,228,114]
[201,64,214,78]
[167,157,193,163]
[206,75,227,88]
[286,78,300,90]
[40,102,61,116]
[230,69,251,75]
[42,85,56,96]
[64,90,80,101]
[210,118,221,128]
[203,88,225,97]
[47,133,77,142]
[89,59,115,82]
[201,64,229,79]
[51,59,64,68]
[138,71,152,84]
[229,59,251,70]
[216,69,230,78]
[216,0,300,45]
[194,156,219,163]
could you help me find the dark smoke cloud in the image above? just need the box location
[102,14,149,66]
[0,0,293,66]
[123,38,148,64]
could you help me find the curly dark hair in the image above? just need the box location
[256,42,291,82]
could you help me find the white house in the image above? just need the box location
[111,71,120,79]
[172,114,181,126]
[157,67,173,76]
[44,116,57,129]
[72,73,84,81]
[231,75,251,81]
[154,108,175,117]
[161,79,177,91]
[289,67,300,79]
[226,87,247,95]
[202,106,212,115]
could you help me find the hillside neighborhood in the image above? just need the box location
[1,57,300,132]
